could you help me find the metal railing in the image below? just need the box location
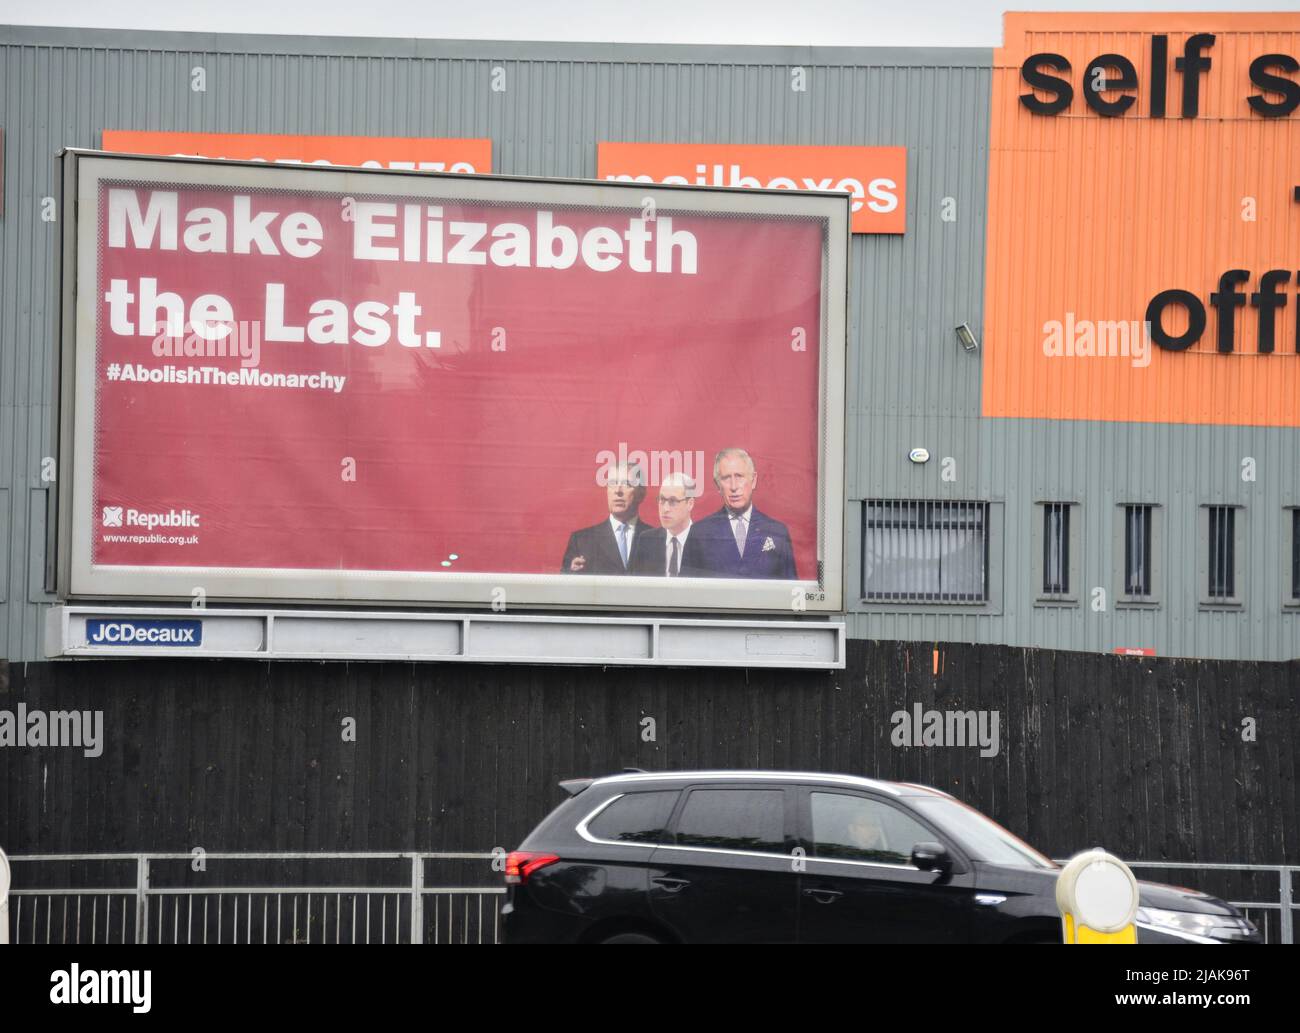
[6,852,504,945]
[6,852,1295,944]
[1121,861,1295,945]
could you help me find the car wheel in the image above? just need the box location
[600,931,663,944]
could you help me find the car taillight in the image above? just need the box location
[504,851,560,885]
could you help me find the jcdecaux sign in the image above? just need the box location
[84,619,203,647]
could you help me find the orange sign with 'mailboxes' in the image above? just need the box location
[598,142,906,234]
[102,130,492,174]
[983,11,1300,428]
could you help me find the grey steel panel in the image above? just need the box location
[26,487,53,604]
[0,488,8,603]
[657,623,839,664]
[846,420,1300,661]
[273,616,462,657]
[468,620,651,661]
[0,26,991,66]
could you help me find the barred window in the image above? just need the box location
[1207,505,1236,600]
[1293,510,1300,602]
[862,500,988,603]
[1123,505,1153,597]
[1043,503,1070,595]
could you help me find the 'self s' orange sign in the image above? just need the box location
[598,143,906,234]
[983,12,1300,427]
[102,131,492,174]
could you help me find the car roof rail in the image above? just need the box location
[559,777,595,797]
[559,768,645,796]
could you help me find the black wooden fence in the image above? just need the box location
[0,642,1296,863]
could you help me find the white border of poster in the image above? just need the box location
[58,150,848,613]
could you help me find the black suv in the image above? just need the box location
[501,770,1260,944]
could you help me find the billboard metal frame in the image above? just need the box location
[57,149,849,614]
[45,605,847,669]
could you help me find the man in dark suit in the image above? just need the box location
[561,461,659,574]
[692,448,797,579]
[629,471,709,577]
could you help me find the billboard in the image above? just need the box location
[58,151,848,612]
[102,130,492,174]
[598,142,906,234]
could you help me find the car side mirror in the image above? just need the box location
[911,842,951,873]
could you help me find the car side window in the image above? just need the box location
[585,791,679,844]
[673,789,786,854]
[810,793,933,865]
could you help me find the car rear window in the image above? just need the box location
[673,789,785,854]
[586,790,678,844]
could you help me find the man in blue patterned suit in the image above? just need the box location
[692,448,797,580]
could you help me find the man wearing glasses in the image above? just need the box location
[630,471,706,577]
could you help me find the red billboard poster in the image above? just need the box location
[59,152,848,612]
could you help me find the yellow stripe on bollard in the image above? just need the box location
[1063,912,1138,944]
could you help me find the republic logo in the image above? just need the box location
[100,506,201,530]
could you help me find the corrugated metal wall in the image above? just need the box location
[1,24,1296,661]
[876,15,1300,662]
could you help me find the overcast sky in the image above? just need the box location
[3,0,1289,48]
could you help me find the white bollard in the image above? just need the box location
[1056,848,1139,944]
